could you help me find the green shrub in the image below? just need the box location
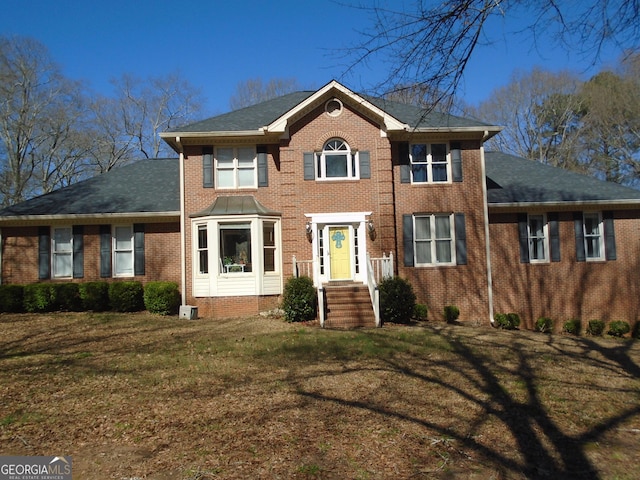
[78,282,110,311]
[23,283,58,312]
[379,277,416,324]
[494,312,520,330]
[144,281,180,315]
[108,281,144,312]
[413,303,428,321]
[586,319,605,336]
[444,305,460,324]
[0,285,24,313]
[535,316,553,333]
[607,321,631,337]
[56,283,82,311]
[563,318,581,335]
[281,276,317,322]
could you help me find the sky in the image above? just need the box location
[0,0,627,118]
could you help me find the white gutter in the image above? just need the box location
[176,137,187,306]
[489,199,640,209]
[480,134,495,327]
[0,212,179,224]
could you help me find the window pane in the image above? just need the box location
[220,224,252,272]
[199,251,209,274]
[415,241,432,264]
[217,169,234,188]
[414,217,431,240]
[411,144,427,162]
[326,154,348,177]
[115,251,133,275]
[584,214,600,235]
[217,148,234,165]
[529,216,544,237]
[432,164,448,182]
[586,237,600,258]
[435,240,452,263]
[53,253,72,277]
[237,148,255,166]
[115,226,132,249]
[54,228,72,252]
[237,168,255,187]
[412,164,427,182]
[198,226,208,249]
[431,144,447,162]
[435,216,450,239]
[530,238,545,260]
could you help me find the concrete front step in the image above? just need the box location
[322,282,376,328]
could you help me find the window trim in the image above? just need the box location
[583,212,605,261]
[413,213,456,267]
[51,226,73,278]
[215,146,258,190]
[410,143,451,184]
[527,214,549,263]
[113,224,134,277]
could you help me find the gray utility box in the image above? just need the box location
[179,305,198,320]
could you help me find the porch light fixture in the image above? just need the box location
[305,221,313,242]
[367,218,376,240]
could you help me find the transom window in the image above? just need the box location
[411,143,450,183]
[52,227,72,278]
[216,146,257,189]
[316,139,357,179]
[414,214,455,265]
[583,212,604,260]
[528,214,548,262]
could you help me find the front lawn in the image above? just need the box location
[1,312,639,479]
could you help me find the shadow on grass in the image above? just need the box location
[279,325,640,479]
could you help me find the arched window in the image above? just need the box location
[316,139,357,179]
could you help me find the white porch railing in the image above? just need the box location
[293,253,394,328]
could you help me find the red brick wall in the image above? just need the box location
[489,210,640,331]
[393,141,491,323]
[1,222,181,286]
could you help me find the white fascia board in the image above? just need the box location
[488,200,640,210]
[410,126,503,138]
[265,80,408,133]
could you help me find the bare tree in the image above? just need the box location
[229,78,302,110]
[346,0,640,108]
[0,36,88,206]
[470,68,583,167]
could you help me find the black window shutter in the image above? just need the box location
[603,211,617,260]
[203,147,213,188]
[134,223,145,276]
[38,226,50,280]
[257,146,268,187]
[72,225,84,278]
[454,213,467,265]
[548,213,561,262]
[303,152,315,180]
[399,143,411,184]
[451,142,463,182]
[517,213,530,263]
[574,212,586,262]
[100,225,112,277]
[359,151,371,179]
[403,214,414,267]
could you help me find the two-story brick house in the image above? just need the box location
[2,80,640,330]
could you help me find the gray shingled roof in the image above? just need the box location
[169,88,494,133]
[190,195,281,218]
[0,158,179,217]
[485,151,640,204]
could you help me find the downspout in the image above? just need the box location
[480,132,495,326]
[176,137,187,306]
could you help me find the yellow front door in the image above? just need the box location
[329,226,351,280]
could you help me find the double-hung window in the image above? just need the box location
[216,146,257,189]
[583,212,604,260]
[414,214,455,265]
[528,214,548,262]
[52,227,73,278]
[410,143,449,183]
[113,225,134,276]
[316,139,357,179]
